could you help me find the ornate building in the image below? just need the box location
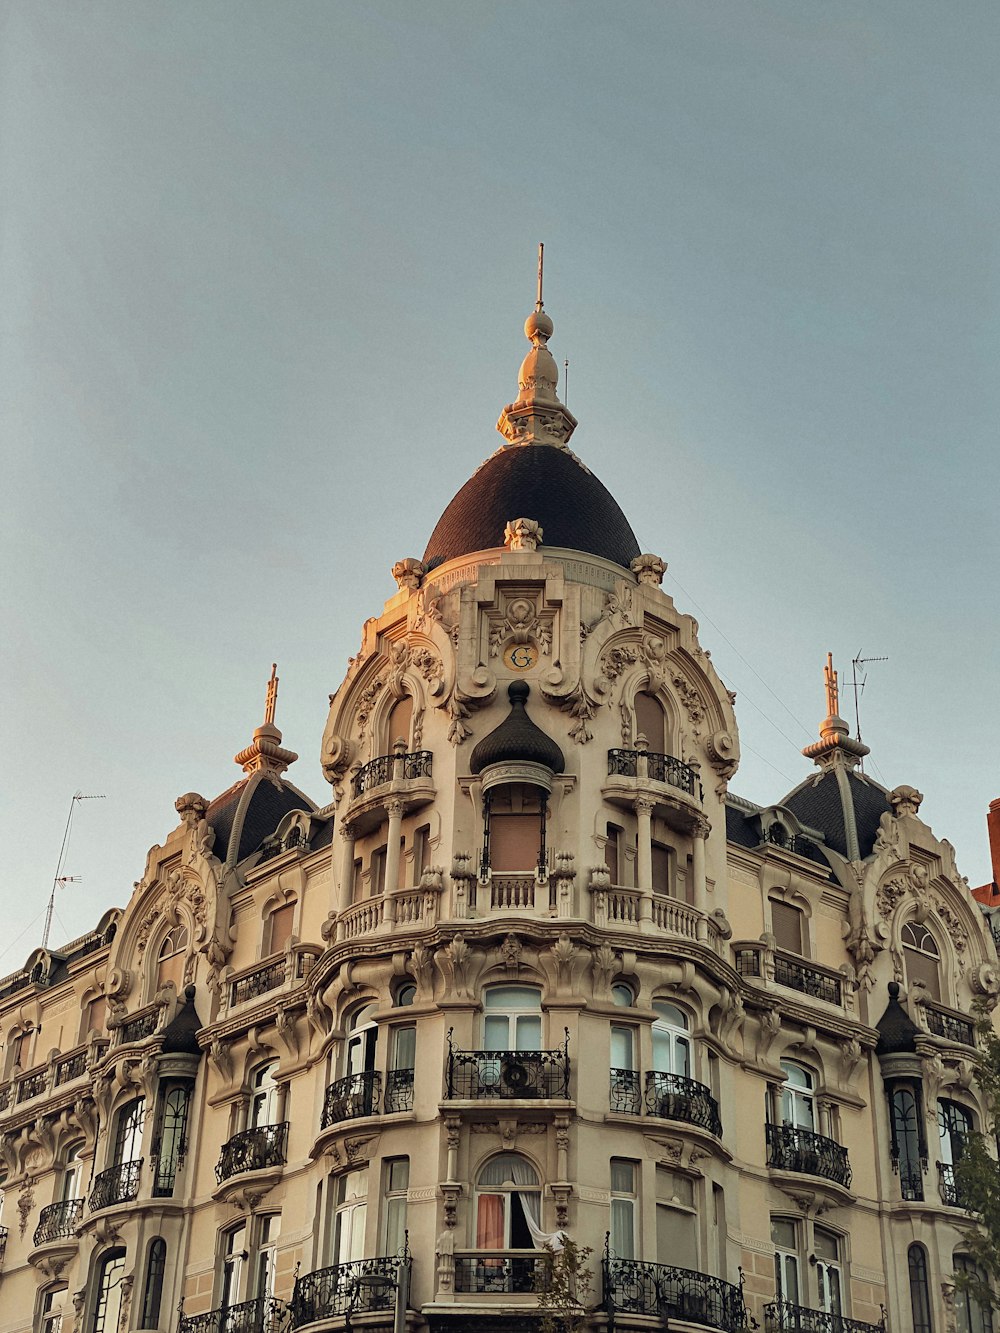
[1,292,997,1333]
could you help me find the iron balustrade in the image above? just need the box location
[215,1122,288,1184]
[764,1300,886,1332]
[603,1256,751,1330]
[33,1198,84,1246]
[446,1038,570,1100]
[610,1068,642,1115]
[898,1166,924,1202]
[384,1067,414,1113]
[0,1086,9,1112]
[179,1295,289,1333]
[15,1068,48,1102]
[117,1008,160,1044]
[607,749,703,800]
[455,1252,546,1295]
[352,751,432,798]
[230,959,287,1007]
[773,953,842,1005]
[923,1002,976,1047]
[290,1255,408,1328]
[938,1162,973,1209]
[90,1158,142,1211]
[55,1049,89,1085]
[766,1124,852,1188]
[0,1226,6,1267]
[760,827,814,857]
[645,1071,723,1136]
[735,949,762,979]
[321,1071,381,1129]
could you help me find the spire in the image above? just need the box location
[234,663,298,776]
[802,652,869,770]
[497,244,578,449]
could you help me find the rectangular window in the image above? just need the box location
[220,1224,247,1309]
[610,1026,634,1071]
[352,859,363,903]
[414,825,430,881]
[771,901,804,956]
[651,841,672,896]
[382,1157,409,1256]
[268,903,295,955]
[397,836,406,890]
[656,1168,696,1269]
[605,825,622,883]
[814,1227,843,1316]
[771,1218,800,1306]
[85,996,107,1036]
[610,1160,636,1260]
[371,847,387,896]
[254,1215,279,1299]
[334,1168,368,1265]
[40,1285,67,1333]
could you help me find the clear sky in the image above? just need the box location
[2,2,998,970]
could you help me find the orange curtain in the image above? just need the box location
[476,1194,504,1249]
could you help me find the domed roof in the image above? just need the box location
[423,445,641,570]
[781,768,892,862]
[161,984,203,1056]
[875,982,920,1057]
[207,775,316,865]
[471,682,566,776]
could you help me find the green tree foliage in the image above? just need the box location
[954,1007,1000,1310]
[535,1237,595,1333]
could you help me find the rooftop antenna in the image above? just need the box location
[850,652,888,771]
[564,358,570,406]
[536,241,545,310]
[264,662,279,726]
[42,792,105,950]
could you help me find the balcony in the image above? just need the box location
[603,749,704,835]
[608,748,703,800]
[766,1124,852,1189]
[938,1162,973,1209]
[610,1068,641,1115]
[764,1301,885,1332]
[347,750,435,834]
[645,1072,722,1136]
[33,1198,84,1246]
[922,1000,976,1048]
[15,1065,49,1103]
[898,1165,924,1202]
[290,1255,409,1328]
[322,1071,381,1129]
[446,1043,570,1100]
[215,1122,288,1185]
[179,1296,288,1333]
[90,1159,142,1211]
[54,1046,93,1086]
[115,1004,161,1045]
[773,953,842,1006]
[603,1257,751,1331]
[455,1251,546,1295]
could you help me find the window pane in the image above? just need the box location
[611,1198,634,1259]
[611,1027,633,1071]
[610,1160,635,1193]
[656,1205,696,1270]
[515,1015,542,1050]
[771,901,804,954]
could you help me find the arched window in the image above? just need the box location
[395,983,416,1008]
[779,1063,814,1131]
[476,1154,542,1251]
[156,924,188,991]
[141,1238,167,1329]
[954,1254,993,1333]
[249,1063,280,1128]
[907,1244,932,1333]
[484,784,546,876]
[902,922,941,1001]
[153,1084,192,1197]
[938,1099,973,1166]
[634,692,665,753]
[612,984,634,1008]
[385,695,413,752]
[40,1285,67,1333]
[652,1003,690,1078]
[345,1005,379,1078]
[91,1249,127,1333]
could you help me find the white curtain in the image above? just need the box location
[479,1155,565,1251]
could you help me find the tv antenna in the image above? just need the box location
[564,358,570,406]
[850,652,888,769]
[42,792,105,950]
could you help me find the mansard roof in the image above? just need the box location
[207,774,316,866]
[781,768,892,862]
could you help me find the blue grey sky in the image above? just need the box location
[2,2,998,966]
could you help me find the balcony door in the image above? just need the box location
[113,1098,145,1166]
[814,1227,843,1316]
[250,1063,279,1129]
[333,1167,368,1266]
[771,1218,800,1306]
[347,1006,379,1077]
[475,1154,540,1249]
[939,1098,973,1166]
[483,988,542,1052]
[651,1004,690,1078]
[779,1063,814,1131]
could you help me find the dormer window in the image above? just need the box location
[634,691,665,753]
[156,925,188,991]
[385,695,413,751]
[902,922,941,1001]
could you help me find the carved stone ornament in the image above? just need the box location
[631,553,667,586]
[706,729,738,777]
[500,933,522,976]
[889,785,924,817]
[391,558,425,591]
[503,517,543,552]
[17,1183,34,1236]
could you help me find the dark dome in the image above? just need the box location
[875,982,920,1057]
[161,985,203,1056]
[423,446,641,570]
[471,682,566,776]
[207,775,315,864]
[782,768,892,861]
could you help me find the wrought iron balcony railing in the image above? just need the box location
[898,1165,924,1201]
[15,1067,48,1103]
[231,958,287,1007]
[290,1255,408,1328]
[116,1006,161,1044]
[645,1071,723,1136]
[55,1048,90,1085]
[938,1161,973,1209]
[610,1068,642,1115]
[603,1256,751,1330]
[607,749,703,800]
[384,1067,414,1113]
[734,948,762,979]
[351,751,433,798]
[764,1300,886,1332]
[923,1001,976,1047]
[455,1251,547,1295]
[90,1158,142,1211]
[773,952,842,1005]
[767,1123,852,1189]
[322,1071,381,1129]
[0,1226,7,1267]
[33,1198,84,1246]
[446,1037,570,1100]
[215,1122,288,1184]
[179,1295,288,1333]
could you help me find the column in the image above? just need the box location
[692,823,709,940]
[634,796,654,926]
[383,798,406,925]
[336,822,356,940]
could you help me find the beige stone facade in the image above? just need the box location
[0,301,996,1333]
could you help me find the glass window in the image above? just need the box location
[771,1217,800,1306]
[333,1168,368,1265]
[91,1250,126,1333]
[610,1159,636,1259]
[112,1098,145,1166]
[908,1244,932,1333]
[475,1154,540,1249]
[346,1006,379,1076]
[414,826,430,882]
[141,1239,167,1329]
[610,1026,634,1072]
[657,1168,696,1269]
[153,1084,191,1197]
[220,1225,246,1310]
[250,1064,279,1128]
[903,922,941,1001]
[254,1215,279,1299]
[605,825,622,884]
[939,1099,974,1166]
[779,1063,815,1131]
[156,925,188,991]
[483,988,542,1052]
[40,1284,67,1333]
[382,1157,409,1256]
[371,846,387,897]
[395,984,416,1008]
[62,1145,83,1202]
[611,984,633,1008]
[652,1003,690,1078]
[891,1085,925,1200]
[814,1228,843,1316]
[954,1254,994,1333]
[392,1025,415,1073]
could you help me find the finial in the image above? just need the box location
[536,242,545,311]
[802,651,869,771]
[264,663,279,726]
[496,247,577,448]
[824,652,839,718]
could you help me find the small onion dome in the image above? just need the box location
[875,981,920,1058]
[470,682,565,790]
[161,984,203,1057]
